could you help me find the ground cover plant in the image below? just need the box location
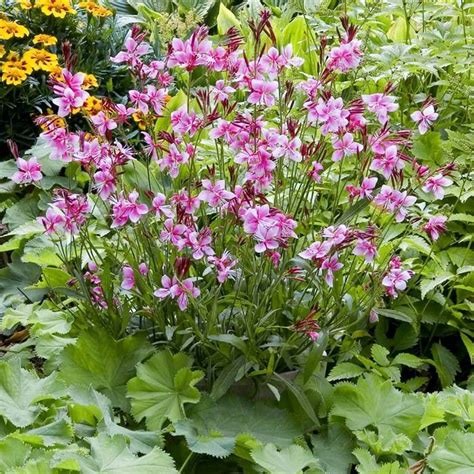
[0,0,472,472]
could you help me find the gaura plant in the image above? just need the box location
[11,12,460,378]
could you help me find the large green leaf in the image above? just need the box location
[0,358,62,428]
[428,431,474,473]
[62,434,178,473]
[59,328,153,410]
[331,374,423,437]
[127,351,203,430]
[0,438,31,471]
[251,443,317,474]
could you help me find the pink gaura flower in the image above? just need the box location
[242,204,271,234]
[382,260,413,298]
[422,174,452,200]
[254,225,279,253]
[423,216,447,241]
[331,132,363,161]
[362,93,398,124]
[129,90,150,114]
[11,157,43,184]
[373,185,416,222]
[152,193,173,219]
[111,36,151,66]
[321,254,343,287]
[353,239,377,262]
[273,135,302,162]
[93,169,116,199]
[39,207,65,234]
[154,275,179,299]
[208,251,238,283]
[328,39,363,72]
[157,144,189,178]
[186,228,214,260]
[346,176,377,200]
[248,80,278,107]
[121,265,135,290]
[111,190,148,228]
[167,34,212,70]
[170,108,200,136]
[370,145,404,179]
[299,241,331,261]
[154,275,200,311]
[160,218,187,246]
[142,132,159,161]
[308,161,324,182]
[91,112,117,136]
[198,180,235,207]
[307,97,349,135]
[212,80,236,102]
[323,225,349,247]
[411,105,438,134]
[52,87,87,117]
[171,189,200,214]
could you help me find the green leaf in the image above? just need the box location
[216,3,241,35]
[68,434,178,473]
[174,418,235,458]
[59,328,153,410]
[331,374,423,437]
[431,343,460,388]
[375,308,416,325]
[391,353,424,369]
[127,351,203,430]
[311,423,355,474]
[14,418,74,447]
[420,274,454,299]
[371,345,390,367]
[0,438,31,471]
[210,355,246,401]
[428,431,474,473]
[0,358,62,428]
[327,363,365,382]
[460,332,474,364]
[186,394,301,448]
[22,236,62,267]
[251,443,317,474]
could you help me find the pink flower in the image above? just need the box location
[423,216,447,241]
[198,180,235,207]
[93,169,116,199]
[208,251,238,283]
[39,207,65,234]
[321,254,343,287]
[142,132,159,161]
[111,36,151,66]
[353,239,377,262]
[308,161,324,182]
[212,80,236,102]
[331,132,363,161]
[91,112,117,135]
[170,108,200,136]
[362,93,399,124]
[12,157,43,184]
[160,218,187,246]
[167,33,212,70]
[152,193,173,219]
[111,191,148,227]
[157,144,190,178]
[328,39,363,72]
[347,177,377,200]
[254,226,279,253]
[242,205,271,234]
[52,87,88,117]
[370,145,404,179]
[382,263,413,298]
[154,275,179,299]
[422,174,452,200]
[121,266,135,290]
[248,80,278,107]
[323,225,349,247]
[187,228,214,260]
[154,275,200,310]
[411,105,438,134]
[129,90,150,114]
[307,97,349,135]
[299,241,331,261]
[273,135,302,162]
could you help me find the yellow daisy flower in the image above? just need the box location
[36,113,66,131]
[0,19,29,40]
[0,45,5,59]
[83,96,103,115]
[1,67,28,85]
[16,0,34,9]
[78,1,112,17]
[32,34,58,46]
[82,73,98,89]
[23,48,59,72]
[3,53,34,75]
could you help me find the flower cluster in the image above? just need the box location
[18,15,453,341]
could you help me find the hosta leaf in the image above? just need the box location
[327,363,365,381]
[59,328,153,410]
[127,351,203,430]
[428,431,474,473]
[0,358,62,428]
[251,443,317,474]
[67,434,178,473]
[331,374,423,437]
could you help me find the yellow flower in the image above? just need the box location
[48,65,63,81]
[36,113,66,131]
[83,96,102,115]
[78,1,112,17]
[0,19,29,39]
[82,73,98,89]
[23,48,59,72]
[16,0,34,9]
[36,0,76,18]
[33,34,57,46]
[132,111,148,130]
[2,53,34,75]
[0,45,5,59]
[1,67,28,85]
